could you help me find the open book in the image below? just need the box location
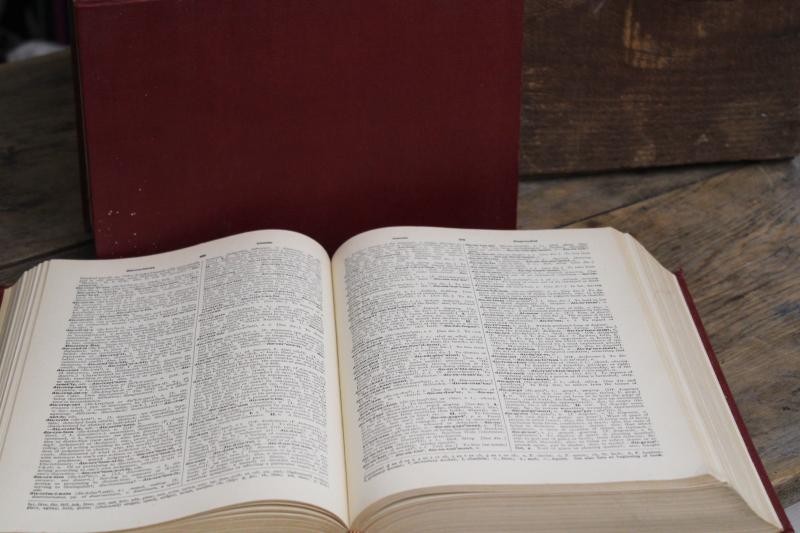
[0,227,791,532]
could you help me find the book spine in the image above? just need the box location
[675,270,794,533]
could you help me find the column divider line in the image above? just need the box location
[462,243,513,451]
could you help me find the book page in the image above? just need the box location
[0,231,348,532]
[332,227,708,519]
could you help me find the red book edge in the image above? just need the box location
[675,269,793,533]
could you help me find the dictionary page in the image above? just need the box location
[331,226,709,521]
[0,231,348,532]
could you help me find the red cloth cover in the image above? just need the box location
[676,271,793,533]
[73,0,524,257]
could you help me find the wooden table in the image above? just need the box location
[2,51,799,507]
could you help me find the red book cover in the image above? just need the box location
[72,0,524,257]
[676,271,793,533]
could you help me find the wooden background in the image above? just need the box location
[521,0,800,174]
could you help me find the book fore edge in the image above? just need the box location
[675,269,793,533]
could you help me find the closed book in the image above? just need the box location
[72,0,524,257]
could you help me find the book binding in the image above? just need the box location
[675,270,793,533]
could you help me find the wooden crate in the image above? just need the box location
[521,0,800,175]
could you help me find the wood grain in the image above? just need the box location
[518,162,737,228]
[521,0,800,175]
[559,158,800,504]
[0,50,88,269]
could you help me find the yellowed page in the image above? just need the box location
[331,226,708,520]
[0,231,348,532]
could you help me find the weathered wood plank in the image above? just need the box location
[561,158,800,504]
[521,0,800,175]
[518,162,737,229]
[0,50,89,269]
